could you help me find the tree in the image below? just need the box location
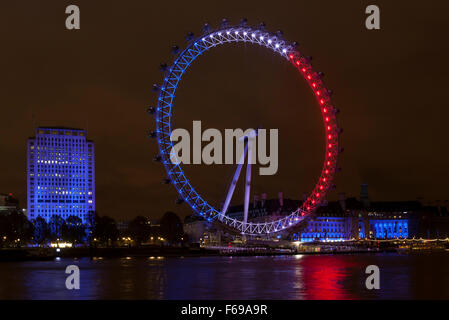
[93,214,119,247]
[49,215,66,241]
[128,216,151,246]
[86,211,96,243]
[32,216,50,245]
[64,215,86,244]
[0,211,34,246]
[160,211,183,245]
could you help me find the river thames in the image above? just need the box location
[0,252,448,299]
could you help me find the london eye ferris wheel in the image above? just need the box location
[148,19,341,236]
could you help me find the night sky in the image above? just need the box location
[1,1,449,221]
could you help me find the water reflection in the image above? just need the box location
[301,256,356,299]
[0,253,447,299]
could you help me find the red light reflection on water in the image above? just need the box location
[300,256,357,300]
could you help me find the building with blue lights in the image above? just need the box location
[297,198,353,242]
[298,192,420,242]
[224,192,356,242]
[356,201,422,240]
[27,127,95,225]
[183,185,449,243]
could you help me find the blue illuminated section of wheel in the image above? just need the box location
[153,23,340,235]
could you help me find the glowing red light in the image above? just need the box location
[328,144,332,148]
[328,134,332,139]
[328,152,332,157]
[302,68,306,72]
[289,54,294,59]
[316,193,320,197]
[327,161,331,165]
[325,170,329,174]
[325,117,329,122]
[323,178,327,182]
[296,60,301,65]
[312,200,316,204]
[320,99,325,105]
[317,91,321,96]
[312,83,316,88]
[307,75,312,80]
[320,186,324,190]
[327,126,331,130]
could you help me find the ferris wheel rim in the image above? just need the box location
[154,24,340,236]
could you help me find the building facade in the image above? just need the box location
[298,214,353,242]
[356,202,420,240]
[183,218,209,243]
[27,127,95,224]
[183,185,449,243]
[0,193,19,215]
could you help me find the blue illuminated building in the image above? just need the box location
[184,185,449,242]
[358,201,421,239]
[225,192,353,242]
[225,190,418,241]
[295,195,353,242]
[298,216,351,242]
[356,213,411,240]
[297,194,418,242]
[27,127,95,225]
[370,219,408,238]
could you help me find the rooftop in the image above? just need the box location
[37,126,86,131]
